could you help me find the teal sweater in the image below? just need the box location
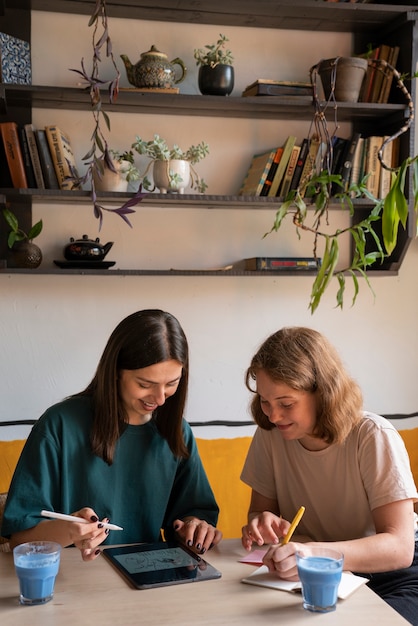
[2,396,218,544]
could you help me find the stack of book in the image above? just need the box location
[242,79,312,98]
[0,122,80,190]
[359,44,400,104]
[238,135,322,199]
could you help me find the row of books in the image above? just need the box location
[0,122,79,190]
[359,43,400,104]
[238,131,398,201]
[242,79,312,98]
[238,135,322,199]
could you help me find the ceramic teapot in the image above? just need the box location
[120,45,187,89]
[64,235,114,261]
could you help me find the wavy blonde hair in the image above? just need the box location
[245,327,363,444]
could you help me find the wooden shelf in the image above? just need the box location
[0,85,409,122]
[0,268,398,277]
[28,1,418,33]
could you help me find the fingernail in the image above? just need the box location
[200,547,206,554]
[95,549,101,556]
[90,515,98,522]
[105,528,110,535]
[187,540,192,547]
[196,543,201,550]
[98,523,104,528]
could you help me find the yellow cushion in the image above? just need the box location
[196,437,252,539]
[399,428,418,486]
[0,439,25,493]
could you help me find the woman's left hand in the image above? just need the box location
[262,541,302,581]
[173,517,222,554]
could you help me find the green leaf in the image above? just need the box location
[28,220,43,241]
[2,207,18,233]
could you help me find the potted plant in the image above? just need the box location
[2,207,43,269]
[132,134,209,194]
[193,34,234,96]
[93,149,140,193]
[264,58,418,313]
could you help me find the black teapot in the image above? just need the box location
[64,235,114,261]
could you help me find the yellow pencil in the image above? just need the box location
[281,506,305,545]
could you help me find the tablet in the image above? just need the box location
[102,541,222,589]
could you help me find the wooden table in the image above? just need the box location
[0,539,409,625]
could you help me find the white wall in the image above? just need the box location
[1,11,417,440]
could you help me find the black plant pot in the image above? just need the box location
[198,65,234,96]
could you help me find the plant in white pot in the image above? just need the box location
[194,34,234,96]
[93,149,140,192]
[132,134,209,193]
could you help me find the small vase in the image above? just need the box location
[11,241,42,269]
[153,160,190,193]
[93,159,130,193]
[198,65,234,96]
[317,57,368,103]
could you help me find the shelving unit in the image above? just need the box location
[0,1,417,275]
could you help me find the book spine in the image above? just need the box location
[339,132,361,191]
[245,257,320,270]
[45,125,79,190]
[35,129,60,189]
[349,136,364,190]
[17,125,36,188]
[378,136,393,199]
[0,121,28,188]
[267,135,296,197]
[279,145,301,198]
[298,137,320,197]
[24,124,45,189]
[260,148,283,196]
[289,138,309,191]
[364,136,382,198]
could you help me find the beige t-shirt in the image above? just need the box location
[241,412,418,541]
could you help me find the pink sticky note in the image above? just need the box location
[239,549,267,565]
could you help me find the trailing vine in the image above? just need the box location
[70,0,144,228]
[265,57,418,313]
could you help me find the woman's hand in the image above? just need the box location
[263,541,302,582]
[173,517,222,555]
[242,511,290,551]
[70,507,110,561]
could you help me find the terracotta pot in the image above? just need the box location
[317,57,368,103]
[153,160,190,193]
[11,241,42,269]
[93,159,130,192]
[198,65,234,96]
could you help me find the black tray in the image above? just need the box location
[53,260,116,270]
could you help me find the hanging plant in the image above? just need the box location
[265,58,418,313]
[70,0,144,228]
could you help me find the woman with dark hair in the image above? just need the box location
[240,326,418,624]
[2,310,221,561]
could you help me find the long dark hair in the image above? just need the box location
[78,310,189,464]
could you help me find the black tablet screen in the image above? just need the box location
[102,542,222,589]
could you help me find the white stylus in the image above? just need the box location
[41,509,123,531]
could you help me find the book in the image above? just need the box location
[35,129,60,189]
[378,136,393,199]
[289,138,309,191]
[24,123,45,189]
[298,136,321,197]
[340,132,361,192]
[260,147,283,196]
[370,44,392,104]
[278,145,301,198]
[359,47,380,103]
[242,565,368,600]
[378,45,400,104]
[0,121,28,188]
[330,136,349,195]
[364,135,383,198]
[242,79,312,98]
[267,135,297,197]
[0,32,31,84]
[238,148,277,195]
[17,125,36,189]
[244,257,321,271]
[45,125,80,190]
[350,136,365,189]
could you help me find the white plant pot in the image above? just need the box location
[153,159,190,194]
[93,159,130,192]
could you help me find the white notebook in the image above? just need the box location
[242,565,368,600]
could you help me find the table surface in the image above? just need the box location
[0,539,409,625]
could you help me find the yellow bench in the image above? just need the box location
[1,428,417,543]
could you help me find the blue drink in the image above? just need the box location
[13,541,61,605]
[296,548,343,613]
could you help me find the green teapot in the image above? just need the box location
[120,45,187,89]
